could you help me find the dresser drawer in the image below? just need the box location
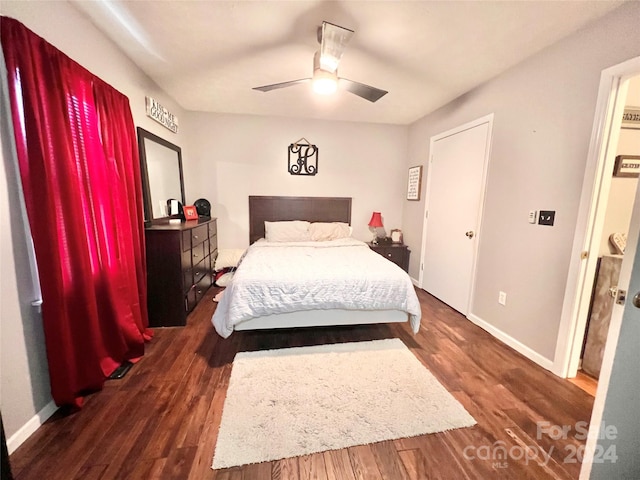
[181,229,192,251]
[191,224,209,248]
[193,257,208,286]
[380,248,403,264]
[368,243,410,272]
[185,286,197,314]
[182,267,193,294]
[195,273,212,303]
[191,241,206,265]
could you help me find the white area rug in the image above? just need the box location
[212,338,476,469]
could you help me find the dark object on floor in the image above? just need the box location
[108,361,134,380]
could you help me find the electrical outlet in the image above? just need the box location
[538,210,555,226]
[498,291,507,306]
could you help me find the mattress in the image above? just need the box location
[211,238,421,337]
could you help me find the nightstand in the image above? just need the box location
[368,243,410,272]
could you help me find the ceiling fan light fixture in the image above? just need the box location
[253,22,386,102]
[319,22,354,73]
[312,69,338,95]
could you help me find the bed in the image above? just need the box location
[211,196,421,338]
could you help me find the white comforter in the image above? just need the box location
[211,238,421,338]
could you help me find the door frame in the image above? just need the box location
[554,55,640,379]
[418,113,494,317]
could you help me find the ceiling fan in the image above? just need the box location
[252,21,388,103]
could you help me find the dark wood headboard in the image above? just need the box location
[249,196,352,244]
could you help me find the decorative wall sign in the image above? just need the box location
[145,96,179,133]
[288,138,318,176]
[622,107,640,130]
[613,155,640,178]
[407,165,422,201]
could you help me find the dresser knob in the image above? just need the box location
[194,235,199,239]
[194,253,199,258]
[387,253,392,258]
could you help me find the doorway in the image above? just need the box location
[557,68,640,386]
[572,74,640,395]
[418,114,493,315]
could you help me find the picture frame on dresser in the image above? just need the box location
[183,205,198,220]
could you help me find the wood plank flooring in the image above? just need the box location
[567,371,597,397]
[8,288,594,479]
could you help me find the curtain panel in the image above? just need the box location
[1,17,151,408]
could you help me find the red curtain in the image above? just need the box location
[1,17,152,408]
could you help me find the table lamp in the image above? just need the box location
[368,212,385,245]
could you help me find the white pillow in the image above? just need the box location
[264,220,311,242]
[309,222,351,241]
[214,249,246,270]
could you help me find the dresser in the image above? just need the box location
[368,242,410,272]
[145,218,218,327]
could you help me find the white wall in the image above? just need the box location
[183,112,408,249]
[404,2,640,362]
[0,0,187,444]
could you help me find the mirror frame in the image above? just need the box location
[137,127,185,224]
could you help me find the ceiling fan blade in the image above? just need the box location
[319,21,354,73]
[253,78,311,92]
[339,78,388,103]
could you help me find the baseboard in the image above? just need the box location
[410,276,419,287]
[467,313,555,372]
[7,400,58,454]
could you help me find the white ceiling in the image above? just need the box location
[70,0,624,125]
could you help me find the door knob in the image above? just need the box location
[465,231,474,239]
[633,291,640,308]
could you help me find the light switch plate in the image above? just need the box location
[528,210,537,224]
[538,210,555,226]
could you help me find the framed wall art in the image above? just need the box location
[622,107,640,130]
[613,155,640,178]
[407,165,422,201]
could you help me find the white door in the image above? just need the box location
[420,116,492,315]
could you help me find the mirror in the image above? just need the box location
[137,127,185,223]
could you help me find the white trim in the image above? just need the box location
[554,55,640,379]
[410,276,419,287]
[467,313,555,371]
[418,114,494,318]
[7,400,58,454]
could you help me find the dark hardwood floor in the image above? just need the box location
[9,288,593,479]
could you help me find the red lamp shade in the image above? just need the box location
[368,212,383,228]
